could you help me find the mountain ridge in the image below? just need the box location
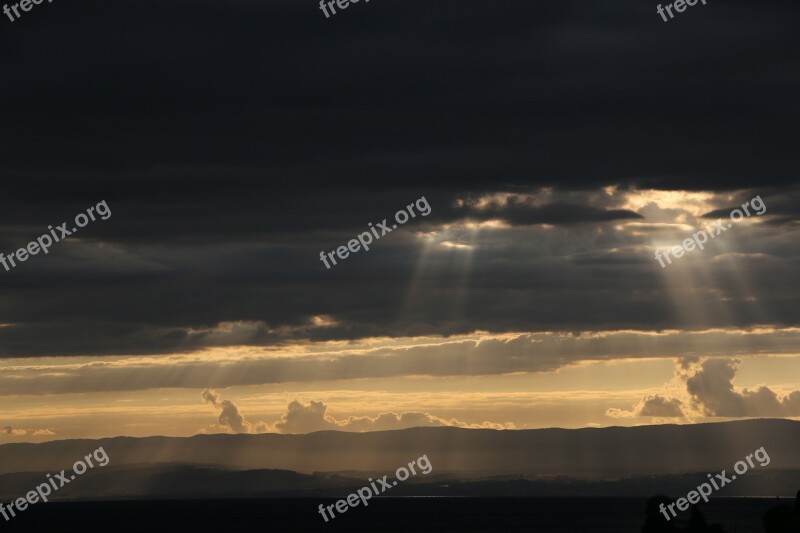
[2,418,797,479]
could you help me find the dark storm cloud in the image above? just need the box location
[1,0,799,356]
[702,189,800,225]
[2,0,799,192]
[454,196,643,226]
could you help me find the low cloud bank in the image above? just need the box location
[200,391,513,434]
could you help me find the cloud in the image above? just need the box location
[454,193,643,226]
[201,393,513,435]
[686,358,800,417]
[273,399,514,434]
[0,0,799,361]
[606,395,685,419]
[638,396,685,417]
[6,329,800,395]
[0,186,797,359]
[338,411,512,432]
[2,426,55,437]
[272,400,335,434]
[201,389,261,434]
[609,356,800,419]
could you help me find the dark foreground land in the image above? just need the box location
[1,497,790,532]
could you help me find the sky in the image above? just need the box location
[1,0,800,442]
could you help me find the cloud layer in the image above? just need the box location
[1,1,800,358]
[4,329,800,395]
[201,392,512,434]
[0,328,800,396]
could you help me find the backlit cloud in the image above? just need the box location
[4,329,800,395]
[686,358,800,417]
[1,426,55,438]
[201,394,513,435]
[606,395,685,419]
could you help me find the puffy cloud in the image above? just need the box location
[606,395,685,419]
[686,358,800,417]
[338,411,452,432]
[338,411,512,431]
[608,357,800,420]
[201,393,513,435]
[201,389,259,434]
[2,426,55,437]
[273,398,513,434]
[273,400,336,434]
[638,395,685,417]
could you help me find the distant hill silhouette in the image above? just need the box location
[1,419,798,500]
[2,464,798,500]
